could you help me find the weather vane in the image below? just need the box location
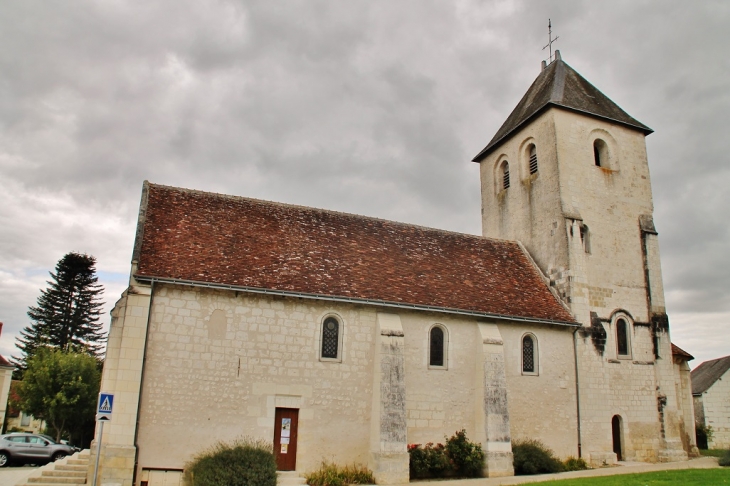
[542,19,559,64]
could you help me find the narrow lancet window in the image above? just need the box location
[522,335,535,373]
[321,317,339,359]
[529,145,538,174]
[429,327,444,367]
[616,319,629,356]
[594,139,608,167]
[502,162,510,189]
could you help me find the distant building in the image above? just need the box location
[94,52,696,486]
[692,355,730,449]
[3,380,46,434]
[0,323,15,431]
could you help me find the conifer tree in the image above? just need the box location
[14,252,105,372]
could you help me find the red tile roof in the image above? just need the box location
[671,343,694,361]
[135,183,576,324]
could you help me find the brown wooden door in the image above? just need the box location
[274,408,299,471]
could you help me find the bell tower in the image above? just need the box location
[472,51,692,464]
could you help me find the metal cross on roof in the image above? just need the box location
[542,19,559,64]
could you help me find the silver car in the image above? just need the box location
[0,433,76,467]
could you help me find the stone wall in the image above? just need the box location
[479,106,689,465]
[699,370,730,449]
[500,324,577,458]
[99,278,597,484]
[136,284,377,476]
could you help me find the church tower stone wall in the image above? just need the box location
[475,55,691,465]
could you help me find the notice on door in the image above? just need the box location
[281,418,291,438]
[280,444,288,454]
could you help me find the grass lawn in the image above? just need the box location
[520,469,730,485]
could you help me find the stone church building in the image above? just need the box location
[93,52,697,485]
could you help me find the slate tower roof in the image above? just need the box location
[133,183,576,325]
[692,355,730,395]
[473,52,652,161]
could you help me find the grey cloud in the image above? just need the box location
[0,0,728,360]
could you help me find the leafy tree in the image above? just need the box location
[14,252,105,372]
[17,348,101,444]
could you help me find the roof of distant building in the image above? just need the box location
[133,183,577,325]
[691,355,730,395]
[473,55,652,162]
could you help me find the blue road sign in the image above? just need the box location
[98,393,114,418]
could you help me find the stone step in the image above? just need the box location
[65,459,89,466]
[277,471,307,485]
[54,464,88,472]
[27,477,86,484]
[41,469,87,478]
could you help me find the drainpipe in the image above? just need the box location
[573,327,582,458]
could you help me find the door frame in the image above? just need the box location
[274,408,299,471]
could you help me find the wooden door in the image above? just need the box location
[274,408,299,471]
[612,415,622,461]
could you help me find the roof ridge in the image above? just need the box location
[147,182,516,245]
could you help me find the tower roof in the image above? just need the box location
[473,55,653,162]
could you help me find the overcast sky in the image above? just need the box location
[1,1,728,368]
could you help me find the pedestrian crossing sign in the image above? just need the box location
[97,393,114,419]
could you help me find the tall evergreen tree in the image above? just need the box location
[14,252,105,372]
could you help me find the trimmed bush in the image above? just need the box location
[719,449,730,467]
[563,456,589,471]
[305,462,375,486]
[512,439,564,475]
[445,429,485,478]
[408,442,450,479]
[184,437,276,486]
[408,430,484,479]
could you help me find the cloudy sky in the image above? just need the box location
[0,1,728,367]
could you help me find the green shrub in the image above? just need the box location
[562,456,589,471]
[512,439,564,475]
[408,430,484,479]
[719,449,730,467]
[408,442,450,479]
[696,423,714,449]
[445,429,484,478]
[184,437,276,486]
[305,462,375,485]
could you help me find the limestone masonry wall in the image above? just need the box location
[136,284,377,475]
[700,370,730,449]
[479,106,689,465]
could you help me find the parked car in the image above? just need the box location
[38,434,81,453]
[0,433,76,467]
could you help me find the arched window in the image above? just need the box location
[429,325,447,368]
[616,318,630,357]
[580,224,591,254]
[321,316,340,359]
[593,139,608,167]
[522,334,538,375]
[502,161,510,189]
[528,144,538,174]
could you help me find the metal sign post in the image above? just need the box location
[92,393,114,486]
